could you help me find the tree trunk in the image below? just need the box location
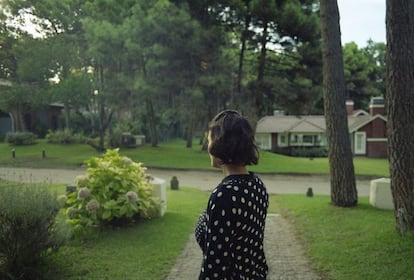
[64,101,71,129]
[96,63,105,151]
[320,0,357,207]
[98,103,106,152]
[10,108,25,132]
[237,14,251,95]
[249,18,269,118]
[386,0,414,235]
[257,19,268,83]
[186,115,193,148]
[146,98,158,147]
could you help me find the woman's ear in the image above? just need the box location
[210,155,223,168]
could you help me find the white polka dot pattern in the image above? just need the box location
[195,172,269,279]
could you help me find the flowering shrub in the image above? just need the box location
[126,191,138,202]
[77,187,91,199]
[64,149,160,229]
[86,199,100,213]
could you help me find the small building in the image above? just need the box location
[0,111,13,135]
[255,97,387,158]
[0,79,63,136]
[22,103,63,135]
[0,105,63,137]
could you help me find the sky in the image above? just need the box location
[337,0,386,47]
[11,1,387,47]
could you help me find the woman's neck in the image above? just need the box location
[221,164,249,177]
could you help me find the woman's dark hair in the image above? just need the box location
[208,110,259,165]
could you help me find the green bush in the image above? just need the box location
[109,120,142,148]
[5,132,37,145]
[34,123,48,139]
[45,129,87,144]
[64,149,160,230]
[291,147,328,158]
[0,185,70,279]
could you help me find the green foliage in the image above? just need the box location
[43,187,208,279]
[68,110,96,137]
[64,149,160,230]
[109,120,142,148]
[34,122,49,139]
[5,131,37,145]
[0,30,17,81]
[45,129,87,144]
[291,147,328,158]
[1,0,385,144]
[343,41,386,110]
[45,129,73,144]
[0,185,70,279]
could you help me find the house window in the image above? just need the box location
[303,135,314,144]
[355,132,366,154]
[319,135,327,146]
[289,134,325,146]
[256,133,271,150]
[278,134,288,147]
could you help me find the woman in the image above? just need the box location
[195,110,269,280]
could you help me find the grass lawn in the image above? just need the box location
[0,138,390,177]
[29,188,413,280]
[270,195,414,280]
[42,186,209,279]
[0,142,98,169]
[1,138,404,279]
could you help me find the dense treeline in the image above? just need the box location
[0,0,385,149]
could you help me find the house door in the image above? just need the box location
[355,132,366,155]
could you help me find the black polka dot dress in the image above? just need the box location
[195,172,269,280]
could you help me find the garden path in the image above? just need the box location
[166,213,324,280]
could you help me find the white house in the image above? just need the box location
[255,97,388,158]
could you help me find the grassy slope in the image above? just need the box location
[0,139,390,177]
[270,195,414,280]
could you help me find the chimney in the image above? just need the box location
[346,100,354,115]
[369,97,385,116]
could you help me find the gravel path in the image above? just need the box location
[166,213,323,280]
[0,167,372,196]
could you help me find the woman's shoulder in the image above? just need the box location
[213,174,253,195]
[211,173,266,197]
[221,172,265,187]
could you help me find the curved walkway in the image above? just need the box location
[0,167,372,279]
[0,167,371,196]
[167,213,323,280]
